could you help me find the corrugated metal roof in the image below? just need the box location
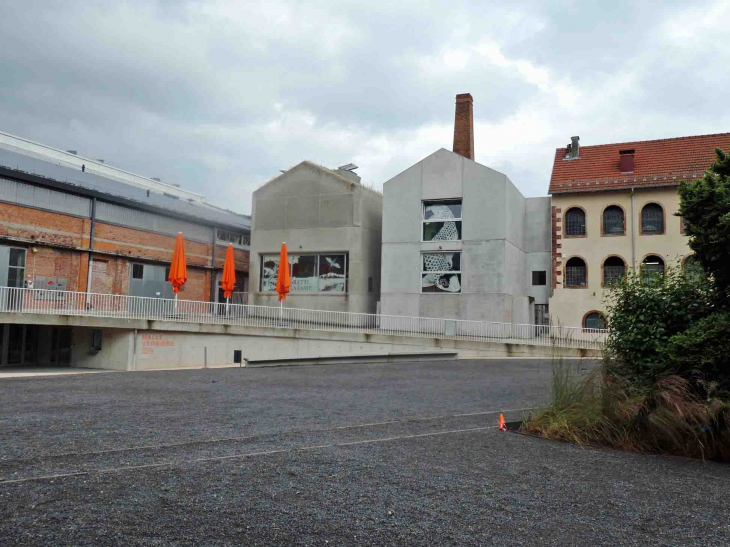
[0,146,250,231]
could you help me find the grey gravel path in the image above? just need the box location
[2,359,728,546]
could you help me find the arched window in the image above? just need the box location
[565,208,586,236]
[642,255,665,285]
[584,312,606,330]
[683,255,703,283]
[565,257,587,287]
[603,206,625,235]
[641,203,664,234]
[603,256,625,286]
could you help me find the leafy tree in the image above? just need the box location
[677,148,730,307]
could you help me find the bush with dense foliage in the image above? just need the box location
[661,312,730,398]
[603,263,716,388]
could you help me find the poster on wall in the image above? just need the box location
[290,255,318,292]
[261,255,279,291]
[318,254,345,292]
[421,252,461,293]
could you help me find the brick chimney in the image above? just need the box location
[453,93,474,160]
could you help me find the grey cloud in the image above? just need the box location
[1,0,729,215]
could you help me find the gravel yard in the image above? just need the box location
[1,359,728,546]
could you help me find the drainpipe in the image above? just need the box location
[630,188,636,270]
[85,197,97,307]
[210,227,217,303]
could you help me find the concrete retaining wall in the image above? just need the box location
[2,312,599,371]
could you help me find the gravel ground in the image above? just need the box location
[2,359,728,546]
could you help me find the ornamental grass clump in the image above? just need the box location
[524,359,730,461]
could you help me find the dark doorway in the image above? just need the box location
[2,324,39,366]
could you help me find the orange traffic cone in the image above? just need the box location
[498,414,508,432]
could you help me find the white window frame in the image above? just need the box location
[421,199,463,243]
[259,252,348,294]
[420,251,462,294]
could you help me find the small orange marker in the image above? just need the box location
[498,414,508,432]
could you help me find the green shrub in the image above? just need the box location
[661,312,730,397]
[603,262,715,388]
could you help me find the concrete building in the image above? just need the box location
[380,94,552,324]
[549,132,730,328]
[249,161,382,314]
[0,131,251,367]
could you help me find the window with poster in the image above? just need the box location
[422,200,462,242]
[421,252,461,293]
[260,252,348,293]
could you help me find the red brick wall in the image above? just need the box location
[0,202,87,247]
[2,201,249,301]
[93,223,211,266]
[25,247,82,291]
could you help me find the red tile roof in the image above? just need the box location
[549,132,730,194]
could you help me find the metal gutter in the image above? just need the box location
[631,188,636,270]
[210,227,217,303]
[85,197,97,305]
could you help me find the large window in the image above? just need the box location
[565,257,587,287]
[603,206,625,235]
[421,252,461,293]
[642,255,665,285]
[422,200,462,242]
[565,208,586,236]
[641,204,664,234]
[260,253,347,293]
[7,247,26,288]
[603,256,625,286]
[584,312,606,330]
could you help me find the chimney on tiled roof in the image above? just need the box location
[620,149,635,173]
[565,136,580,160]
[453,93,474,160]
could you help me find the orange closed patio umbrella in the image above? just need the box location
[275,242,291,318]
[169,233,188,304]
[221,243,236,311]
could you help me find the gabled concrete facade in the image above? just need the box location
[380,148,550,324]
[249,161,382,314]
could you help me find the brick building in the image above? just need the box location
[549,132,730,328]
[0,131,250,366]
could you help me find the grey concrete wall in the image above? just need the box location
[124,326,599,369]
[525,252,551,303]
[504,177,526,250]
[523,196,552,307]
[72,327,133,370]
[525,197,552,252]
[380,148,551,323]
[250,162,383,314]
[0,314,601,371]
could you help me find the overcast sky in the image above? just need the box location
[2,1,729,216]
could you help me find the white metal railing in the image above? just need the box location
[0,286,606,350]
